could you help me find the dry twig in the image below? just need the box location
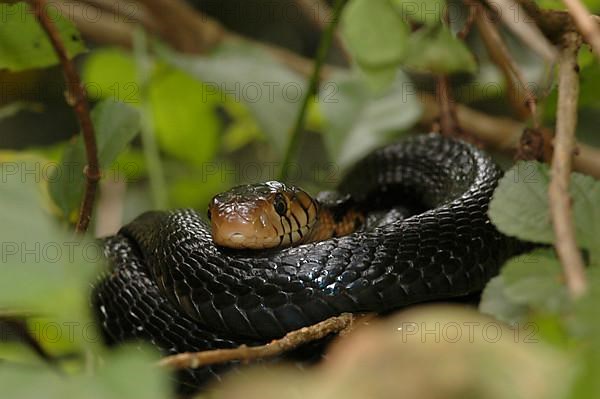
[549,31,587,298]
[473,1,539,125]
[435,76,460,137]
[562,0,600,61]
[484,0,558,61]
[29,0,100,234]
[158,313,355,369]
[418,93,600,179]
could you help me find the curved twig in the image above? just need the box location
[158,313,355,369]
[29,0,100,234]
[549,31,587,298]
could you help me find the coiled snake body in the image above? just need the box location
[93,134,523,390]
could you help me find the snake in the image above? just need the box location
[92,133,524,392]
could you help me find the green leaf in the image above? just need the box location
[501,249,567,312]
[403,25,477,74]
[0,2,86,71]
[479,275,529,325]
[148,67,221,165]
[356,63,400,94]
[319,70,422,169]
[568,340,600,399]
[489,161,600,253]
[82,48,139,103]
[49,101,141,220]
[480,249,568,323]
[169,167,228,209]
[0,162,97,325]
[570,268,600,338]
[390,0,444,26]
[0,346,169,399]
[161,42,306,154]
[341,0,409,68]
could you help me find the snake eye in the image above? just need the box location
[273,193,287,216]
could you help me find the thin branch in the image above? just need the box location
[418,93,600,179]
[30,0,100,234]
[562,0,600,61]
[279,0,346,180]
[294,0,351,63]
[158,313,355,369]
[457,3,476,40]
[484,0,558,61]
[549,31,587,299]
[436,75,460,137]
[473,1,539,126]
[434,8,464,138]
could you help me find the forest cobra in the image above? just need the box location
[92,133,524,391]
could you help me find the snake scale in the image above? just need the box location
[92,133,524,391]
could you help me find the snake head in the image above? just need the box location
[208,181,318,249]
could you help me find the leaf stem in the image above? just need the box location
[134,28,169,209]
[29,0,100,234]
[279,0,346,181]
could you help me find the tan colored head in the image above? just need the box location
[208,181,318,249]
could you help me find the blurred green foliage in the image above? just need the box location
[489,161,600,255]
[0,3,86,71]
[49,100,140,221]
[1,0,600,398]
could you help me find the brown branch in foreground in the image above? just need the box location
[562,0,600,61]
[473,1,539,126]
[550,31,587,299]
[30,0,100,234]
[158,313,355,369]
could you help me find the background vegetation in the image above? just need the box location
[1,0,600,398]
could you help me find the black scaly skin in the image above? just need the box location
[93,134,524,391]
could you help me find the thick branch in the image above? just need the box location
[30,0,100,234]
[158,314,354,369]
[549,31,587,298]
